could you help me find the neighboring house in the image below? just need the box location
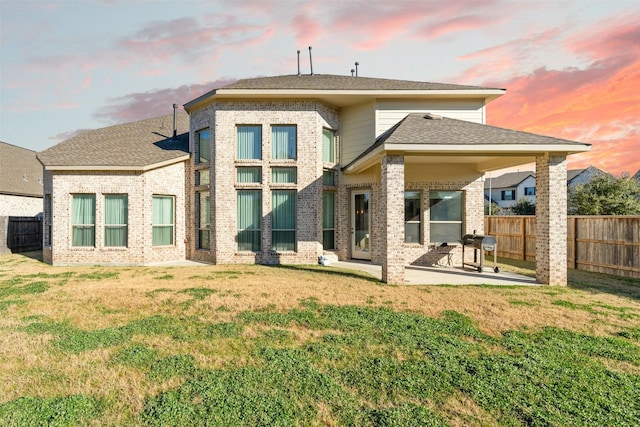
[40,74,591,285]
[633,170,640,182]
[485,166,609,211]
[0,141,43,217]
[1,141,44,254]
[484,171,536,209]
[37,114,189,265]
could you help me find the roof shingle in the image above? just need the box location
[38,113,189,169]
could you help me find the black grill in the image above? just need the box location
[461,234,499,273]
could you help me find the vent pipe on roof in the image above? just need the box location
[297,50,301,75]
[355,62,359,77]
[308,46,313,75]
[351,68,355,76]
[172,103,178,139]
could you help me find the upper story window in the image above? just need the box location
[502,190,515,201]
[237,167,262,183]
[272,125,296,160]
[272,167,297,184]
[72,194,95,247]
[195,169,210,186]
[196,129,210,164]
[322,128,336,162]
[237,125,262,160]
[322,170,337,186]
[524,187,536,196]
[104,194,128,247]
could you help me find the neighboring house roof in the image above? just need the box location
[184,74,506,110]
[0,141,43,197]
[484,171,535,189]
[344,113,591,173]
[38,113,189,170]
[567,166,609,185]
[633,170,640,181]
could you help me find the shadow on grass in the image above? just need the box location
[265,264,383,285]
[497,257,640,301]
[13,250,43,262]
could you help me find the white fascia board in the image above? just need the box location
[384,143,591,154]
[44,155,190,172]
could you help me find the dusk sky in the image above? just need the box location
[1,0,638,176]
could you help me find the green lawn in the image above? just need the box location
[1,253,639,426]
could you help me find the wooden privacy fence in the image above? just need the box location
[485,215,640,279]
[6,216,42,253]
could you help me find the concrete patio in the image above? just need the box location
[332,260,538,286]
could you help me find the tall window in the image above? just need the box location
[104,195,128,247]
[152,196,174,246]
[322,191,335,250]
[272,190,296,251]
[429,191,463,243]
[71,194,95,247]
[196,129,210,163]
[322,128,335,162]
[272,125,296,160]
[404,191,421,243]
[237,125,262,159]
[237,190,261,251]
[197,191,210,250]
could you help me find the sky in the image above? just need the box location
[1,0,639,176]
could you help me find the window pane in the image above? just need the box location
[272,167,296,183]
[272,126,296,159]
[237,126,262,159]
[105,195,127,247]
[322,128,335,162]
[322,170,336,186]
[72,194,95,247]
[197,191,210,250]
[430,191,462,221]
[196,169,209,186]
[152,196,174,246]
[322,191,335,250]
[430,223,462,243]
[404,191,421,243]
[197,129,210,163]
[272,190,296,251]
[237,167,261,183]
[237,190,261,251]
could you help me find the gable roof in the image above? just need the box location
[485,171,535,189]
[344,113,591,173]
[0,141,43,197]
[184,74,506,110]
[38,113,189,171]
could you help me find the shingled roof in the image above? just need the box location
[345,113,591,171]
[218,74,502,91]
[184,74,506,111]
[0,141,43,197]
[38,113,189,170]
[485,171,535,189]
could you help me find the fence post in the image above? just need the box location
[573,217,578,270]
[521,217,526,261]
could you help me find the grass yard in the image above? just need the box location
[0,253,639,426]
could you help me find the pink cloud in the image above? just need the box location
[480,18,640,176]
[93,78,237,124]
[49,128,92,142]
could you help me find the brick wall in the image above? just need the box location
[188,100,340,265]
[43,162,187,266]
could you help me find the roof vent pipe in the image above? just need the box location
[351,69,355,76]
[308,46,313,75]
[172,103,178,139]
[355,61,359,77]
[297,50,301,75]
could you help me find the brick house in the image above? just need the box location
[39,74,590,285]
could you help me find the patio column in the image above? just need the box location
[536,153,568,285]
[381,154,405,284]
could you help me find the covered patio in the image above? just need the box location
[343,113,591,285]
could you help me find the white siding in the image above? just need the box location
[375,99,485,137]
[340,101,375,166]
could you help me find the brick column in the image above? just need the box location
[380,155,405,284]
[536,153,567,285]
